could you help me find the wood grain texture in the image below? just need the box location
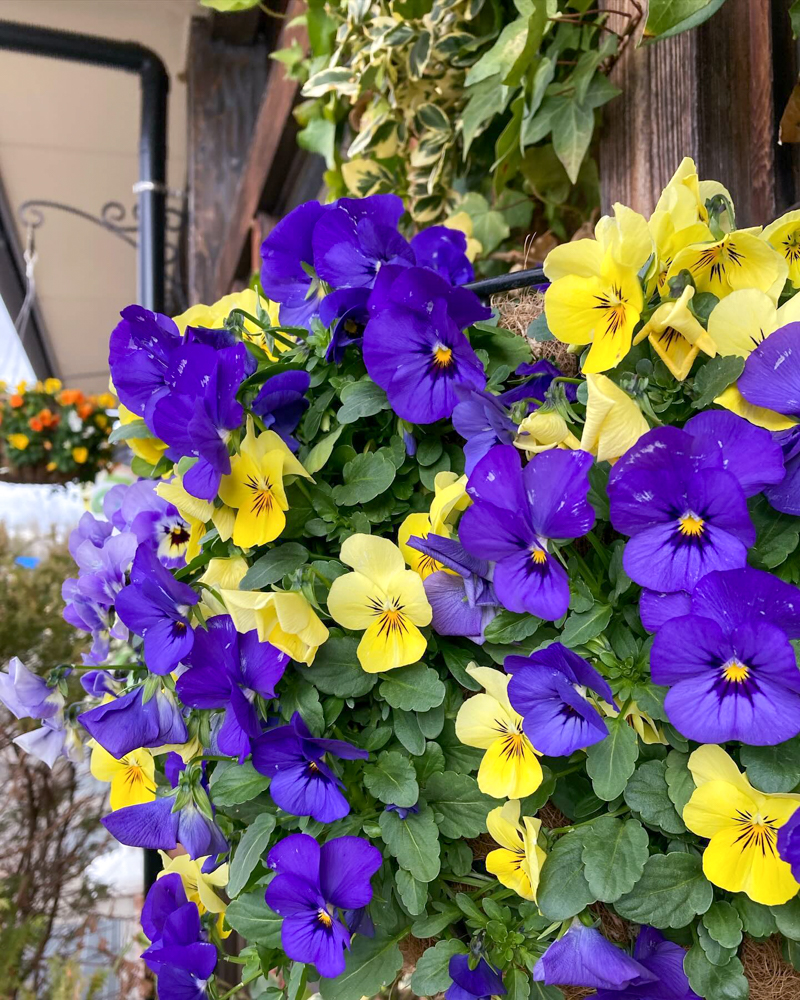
[209,0,307,301]
[598,0,795,226]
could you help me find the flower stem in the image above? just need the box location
[228,309,300,351]
[219,970,262,1000]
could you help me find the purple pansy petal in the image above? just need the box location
[141,873,187,941]
[319,836,382,910]
[533,924,655,989]
[778,810,800,881]
[739,322,800,415]
[269,761,350,822]
[267,832,321,883]
[683,410,785,497]
[639,589,691,632]
[151,962,214,999]
[239,629,289,697]
[508,666,608,756]
[689,566,800,639]
[265,872,324,917]
[524,448,596,539]
[260,200,326,306]
[493,546,571,620]
[424,571,487,643]
[177,803,228,860]
[410,226,473,284]
[102,796,179,851]
[408,534,491,580]
[13,722,66,768]
[280,911,350,979]
[448,955,506,999]
[465,444,528,513]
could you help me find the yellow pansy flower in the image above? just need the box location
[72,446,89,464]
[761,209,800,288]
[579,374,649,464]
[174,290,284,357]
[7,433,29,451]
[633,287,716,381]
[708,289,800,431]
[515,409,580,454]
[158,852,229,915]
[666,230,787,304]
[43,378,62,394]
[200,557,249,591]
[327,534,432,673]
[398,472,469,579]
[118,403,169,467]
[683,745,800,906]
[485,799,546,902]
[219,422,312,549]
[89,742,156,811]
[222,588,329,665]
[455,665,542,799]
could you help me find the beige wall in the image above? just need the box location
[0,0,202,392]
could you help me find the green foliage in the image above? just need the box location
[615,853,714,928]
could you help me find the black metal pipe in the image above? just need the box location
[0,20,169,312]
[463,266,547,297]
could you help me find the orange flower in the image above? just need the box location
[77,402,94,419]
[9,395,23,408]
[28,418,43,432]
[59,389,84,406]
[38,408,59,428]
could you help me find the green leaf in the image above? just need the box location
[439,719,483,773]
[465,18,529,86]
[414,741,446,782]
[537,829,596,921]
[319,933,405,1000]
[379,664,445,712]
[240,542,309,589]
[506,968,531,1000]
[303,426,345,475]
[692,355,745,409]
[108,420,155,444]
[364,750,420,807]
[697,921,737,966]
[551,98,594,184]
[395,868,427,915]
[210,761,271,807]
[394,709,427,756]
[440,642,482,691]
[333,451,396,505]
[409,29,431,78]
[581,816,649,903]
[338,380,390,424]
[462,75,510,156]
[379,805,441,882]
[703,901,743,949]
[665,750,696,814]
[615,853,713,928]
[411,904,461,938]
[483,610,541,644]
[424,771,493,838]
[749,494,800,569]
[771,895,800,941]
[740,737,800,792]
[645,0,728,40]
[298,117,336,168]
[227,813,276,899]
[560,604,613,648]
[410,939,468,995]
[303,636,377,698]
[624,760,687,835]
[733,894,777,938]
[303,66,359,98]
[225,890,282,946]
[585,714,639,801]
[683,943,749,1000]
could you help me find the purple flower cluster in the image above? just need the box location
[260,194,491,423]
[0,657,75,768]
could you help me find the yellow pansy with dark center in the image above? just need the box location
[369,596,410,639]
[733,809,779,856]
[592,283,630,338]
[722,659,750,684]
[496,720,531,762]
[432,343,454,368]
[247,473,275,516]
[678,512,705,536]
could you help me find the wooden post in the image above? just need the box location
[599,0,800,226]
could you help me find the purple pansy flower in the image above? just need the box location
[313,194,413,289]
[410,226,474,285]
[506,643,613,756]
[79,684,188,758]
[362,267,490,423]
[141,874,217,1000]
[260,199,329,328]
[115,544,198,675]
[650,567,800,744]
[778,810,800,881]
[79,670,116,698]
[116,479,192,568]
[681,409,785,497]
[151,344,246,500]
[0,657,63,720]
[534,923,698,1000]
[638,589,691,633]
[446,955,506,1000]
[251,712,368,822]
[251,370,311,451]
[385,803,419,821]
[452,387,517,475]
[265,832,382,978]
[498,359,577,409]
[14,717,72,769]
[408,534,501,644]
[69,511,113,560]
[608,426,755,593]
[737,323,800,514]
[459,445,595,620]
[320,287,371,364]
[177,615,288,762]
[108,305,181,419]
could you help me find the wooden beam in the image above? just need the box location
[209,0,307,301]
[598,0,796,226]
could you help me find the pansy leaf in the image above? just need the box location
[703,901,743,949]
[227,813,276,899]
[303,636,378,698]
[581,816,649,903]
[410,939,468,995]
[740,737,800,793]
[771,895,800,941]
[537,828,596,920]
[303,425,345,475]
[379,664,446,712]
[733,894,777,938]
[364,750,419,807]
[560,603,613,648]
[424,771,493,838]
[395,868,428,915]
[225,890,282,946]
[393,709,427,755]
[665,750,696,813]
[333,451,396,505]
[697,921,737,966]
[410,903,461,939]
[240,543,309,589]
[507,969,531,1000]
[379,804,441,882]
[585,714,639,800]
[691,355,745,409]
[210,761,271,807]
[483,610,541,644]
[624,759,687,835]
[615,853,713,928]
[337,380,390,424]
[683,943,749,1000]
[319,933,405,1000]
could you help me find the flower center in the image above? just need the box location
[678,512,705,536]
[593,286,628,336]
[782,230,800,262]
[167,523,190,549]
[245,474,274,516]
[497,729,529,761]
[317,907,333,928]
[369,596,409,637]
[721,658,750,683]
[531,547,547,565]
[432,343,454,368]
[733,809,779,855]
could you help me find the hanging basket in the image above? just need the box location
[0,460,76,486]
